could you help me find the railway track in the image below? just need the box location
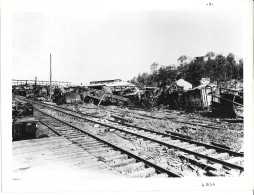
[14,96,244,177]
[105,107,228,130]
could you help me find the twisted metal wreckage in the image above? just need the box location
[12,78,243,117]
[155,79,243,118]
[12,78,243,142]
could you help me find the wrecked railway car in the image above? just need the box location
[211,87,243,118]
[81,84,130,106]
[13,87,34,97]
[33,85,49,98]
[52,87,83,105]
[53,92,82,105]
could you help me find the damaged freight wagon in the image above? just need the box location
[210,80,243,118]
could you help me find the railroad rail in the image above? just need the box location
[106,108,229,130]
[14,96,244,176]
[13,98,180,178]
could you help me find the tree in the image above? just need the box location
[156,66,177,87]
[225,53,236,80]
[129,52,243,88]
[214,54,227,83]
[184,57,205,87]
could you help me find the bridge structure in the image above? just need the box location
[12,79,71,86]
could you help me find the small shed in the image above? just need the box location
[175,79,192,90]
[182,84,215,109]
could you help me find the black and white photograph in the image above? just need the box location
[1,0,253,193]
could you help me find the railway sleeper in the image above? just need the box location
[103,154,129,162]
[199,149,216,155]
[186,146,205,152]
[65,159,106,169]
[69,134,91,139]
[14,143,75,155]
[178,155,216,171]
[206,170,225,177]
[143,134,158,139]
[167,140,181,144]
[15,152,93,166]
[67,132,85,135]
[160,137,173,142]
[79,141,105,146]
[76,163,109,171]
[174,142,191,147]
[95,151,121,158]
[70,137,92,142]
[103,139,118,143]
[81,144,108,150]
[126,167,156,178]
[226,157,243,165]
[74,161,109,170]
[51,126,72,130]
[179,144,196,150]
[109,158,136,168]
[66,135,84,139]
[208,153,229,160]
[152,135,164,140]
[88,147,115,153]
[115,162,145,173]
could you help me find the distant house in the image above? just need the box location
[177,55,193,67]
[204,52,216,61]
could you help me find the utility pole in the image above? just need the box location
[50,54,52,100]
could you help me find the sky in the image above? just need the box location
[12,9,243,85]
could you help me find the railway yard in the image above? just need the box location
[12,80,244,180]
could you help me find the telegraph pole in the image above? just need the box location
[50,54,52,100]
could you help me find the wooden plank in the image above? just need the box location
[13,153,98,169]
[12,137,64,148]
[14,152,94,167]
[13,142,74,155]
[13,143,85,156]
[13,138,71,149]
[12,135,122,180]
